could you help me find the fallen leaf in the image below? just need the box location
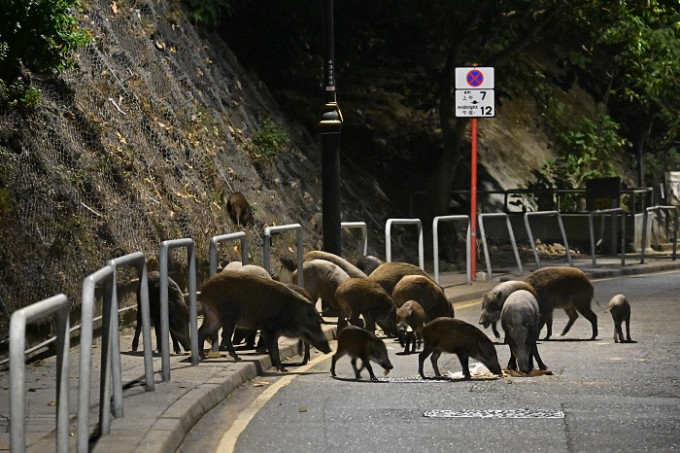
[253,381,269,387]
[299,407,307,412]
[48,400,57,407]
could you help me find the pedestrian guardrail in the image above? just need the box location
[640,205,678,263]
[263,223,304,287]
[432,215,470,283]
[10,294,71,453]
[159,238,200,381]
[341,221,368,256]
[385,218,424,270]
[588,208,626,266]
[209,231,250,277]
[478,213,523,278]
[524,210,573,268]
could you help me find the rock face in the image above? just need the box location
[0,0,392,345]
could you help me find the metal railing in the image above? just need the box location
[478,213,523,278]
[641,206,679,263]
[263,223,304,287]
[10,294,70,453]
[432,215,470,284]
[588,208,626,267]
[385,218,424,270]
[524,210,573,268]
[209,231,249,277]
[341,221,368,256]
[159,238,200,382]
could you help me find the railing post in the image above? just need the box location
[209,232,249,277]
[432,215,470,283]
[385,218,424,269]
[341,221,368,256]
[263,224,304,286]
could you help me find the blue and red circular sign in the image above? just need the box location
[466,70,484,87]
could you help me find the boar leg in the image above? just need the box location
[456,352,472,380]
[529,328,547,370]
[132,309,142,351]
[430,350,442,377]
[197,310,222,359]
[361,359,379,382]
[560,306,579,336]
[624,315,631,342]
[350,357,364,380]
[491,321,501,339]
[262,331,286,372]
[330,349,346,377]
[418,347,433,378]
[170,333,181,354]
[298,340,310,365]
[539,311,554,340]
[574,305,598,340]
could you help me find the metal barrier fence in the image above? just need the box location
[478,213,523,278]
[641,205,679,264]
[263,223,305,287]
[524,210,573,268]
[588,208,626,266]
[341,221,368,256]
[159,238,200,382]
[385,218,424,270]
[432,215,470,284]
[209,232,249,277]
[10,294,71,453]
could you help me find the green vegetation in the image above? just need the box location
[0,0,91,110]
[248,119,290,161]
[183,0,231,26]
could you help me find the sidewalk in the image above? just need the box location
[1,252,678,452]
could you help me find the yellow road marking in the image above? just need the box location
[216,351,333,453]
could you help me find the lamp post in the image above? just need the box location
[319,0,343,256]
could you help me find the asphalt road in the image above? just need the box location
[177,271,680,453]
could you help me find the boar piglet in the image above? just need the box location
[132,271,190,355]
[331,325,393,381]
[501,290,547,373]
[419,317,501,380]
[608,294,633,343]
[392,275,453,322]
[479,280,536,338]
[198,271,331,371]
[396,300,425,353]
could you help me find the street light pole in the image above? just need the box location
[319,0,343,256]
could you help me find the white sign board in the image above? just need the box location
[455,90,495,117]
[455,67,495,89]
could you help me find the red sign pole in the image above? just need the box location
[470,117,478,280]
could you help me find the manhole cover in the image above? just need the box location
[423,409,565,419]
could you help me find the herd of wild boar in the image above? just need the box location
[134,251,634,381]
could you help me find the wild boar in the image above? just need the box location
[419,317,502,380]
[330,325,393,381]
[304,250,367,278]
[335,277,398,337]
[501,290,547,373]
[355,255,384,275]
[226,192,253,228]
[132,271,190,355]
[479,280,536,338]
[292,259,350,313]
[608,294,632,343]
[368,261,433,295]
[525,266,598,340]
[198,271,331,371]
[391,274,454,321]
[396,300,425,353]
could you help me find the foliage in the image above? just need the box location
[528,114,629,211]
[0,0,91,109]
[248,119,290,161]
[183,0,231,26]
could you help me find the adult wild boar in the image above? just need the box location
[396,300,425,354]
[392,274,454,321]
[330,325,393,381]
[132,271,190,355]
[368,261,433,295]
[419,317,502,380]
[479,280,536,338]
[608,294,632,343]
[354,255,383,275]
[304,250,367,278]
[198,271,331,371]
[525,266,598,340]
[335,277,398,337]
[501,290,547,373]
[292,259,350,313]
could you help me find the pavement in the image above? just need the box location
[1,252,679,452]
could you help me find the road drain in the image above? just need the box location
[377,376,450,383]
[424,409,565,419]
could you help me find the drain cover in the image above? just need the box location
[424,409,565,419]
[377,376,450,383]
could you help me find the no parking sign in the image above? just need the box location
[455,66,495,117]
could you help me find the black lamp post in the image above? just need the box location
[319,0,343,256]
